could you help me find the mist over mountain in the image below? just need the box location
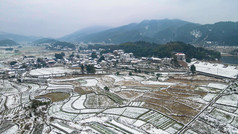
[61,19,238,46]
[0,32,41,42]
[59,26,110,42]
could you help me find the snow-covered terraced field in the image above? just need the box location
[141,81,175,86]
[72,95,86,109]
[29,67,73,76]
[80,79,98,87]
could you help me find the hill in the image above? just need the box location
[89,41,221,61]
[0,32,41,42]
[0,39,18,46]
[33,38,57,44]
[62,19,238,46]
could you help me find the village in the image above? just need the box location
[0,44,238,134]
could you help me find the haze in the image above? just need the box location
[0,0,237,38]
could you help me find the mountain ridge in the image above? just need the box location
[61,19,238,46]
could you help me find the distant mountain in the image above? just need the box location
[0,32,41,42]
[70,19,190,43]
[174,22,238,46]
[59,26,110,42]
[62,19,238,46]
[33,38,57,44]
[0,39,18,46]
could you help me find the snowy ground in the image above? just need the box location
[29,67,73,76]
[190,61,238,79]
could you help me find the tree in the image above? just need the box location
[91,52,97,59]
[190,64,196,74]
[156,73,162,79]
[81,65,85,74]
[98,56,105,62]
[86,65,96,74]
[104,86,109,92]
[10,61,17,66]
[55,53,64,59]
[116,72,120,75]
[129,72,132,76]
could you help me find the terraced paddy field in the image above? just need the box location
[1,70,232,134]
[35,92,70,102]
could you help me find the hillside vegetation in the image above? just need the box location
[89,41,221,60]
[63,19,238,46]
[0,39,18,46]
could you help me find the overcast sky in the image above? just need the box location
[0,0,237,38]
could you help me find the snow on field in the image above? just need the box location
[122,107,149,118]
[27,84,40,92]
[141,124,169,134]
[110,120,144,134]
[210,109,233,123]
[80,109,104,113]
[131,76,144,81]
[81,79,98,87]
[184,129,197,134]
[52,111,77,121]
[133,120,146,127]
[107,75,124,82]
[72,95,86,109]
[203,93,217,102]
[29,67,72,76]
[141,81,175,86]
[207,83,228,90]
[51,122,75,134]
[166,127,179,134]
[73,114,95,121]
[103,107,127,115]
[2,125,18,134]
[53,77,82,82]
[189,97,208,104]
[190,61,238,79]
[6,94,19,109]
[47,84,73,90]
[62,96,80,113]
[123,76,134,80]
[216,94,238,107]
[118,116,136,124]
[48,104,62,115]
[103,107,148,119]
[21,92,30,104]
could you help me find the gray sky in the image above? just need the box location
[0,0,237,38]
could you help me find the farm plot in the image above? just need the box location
[50,109,78,121]
[209,108,234,123]
[139,110,183,132]
[90,122,117,134]
[29,67,73,76]
[85,93,117,108]
[6,94,20,109]
[117,91,143,100]
[136,86,207,124]
[216,94,238,107]
[103,107,148,119]
[35,92,70,102]
[61,96,80,113]
[72,95,86,109]
[74,87,94,95]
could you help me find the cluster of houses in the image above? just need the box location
[0,47,190,78]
